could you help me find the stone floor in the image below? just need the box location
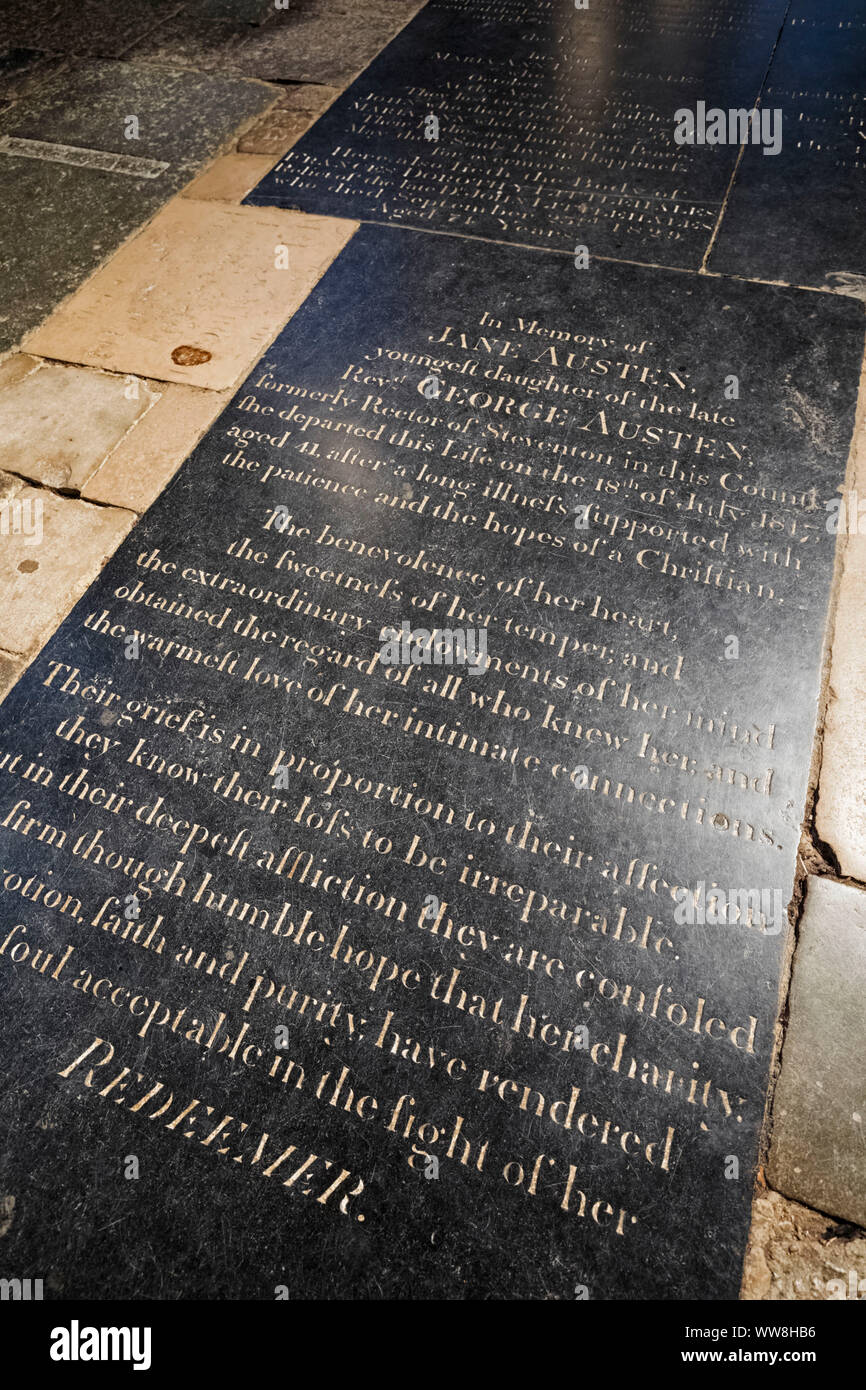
[0,0,864,1299]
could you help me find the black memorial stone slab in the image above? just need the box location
[0,224,861,1300]
[0,60,274,352]
[709,1,866,290]
[244,0,788,267]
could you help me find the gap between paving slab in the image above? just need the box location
[0,471,134,655]
[0,352,236,679]
[742,1186,866,1300]
[0,648,29,702]
[0,355,161,492]
[814,353,866,884]
[82,380,236,512]
[0,346,235,514]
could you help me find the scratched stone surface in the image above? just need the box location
[127,0,428,86]
[0,61,275,352]
[0,224,861,1299]
[0,0,184,59]
[709,2,866,290]
[768,875,866,1229]
[0,0,279,60]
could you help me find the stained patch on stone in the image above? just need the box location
[171,346,213,366]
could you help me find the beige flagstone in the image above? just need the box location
[0,650,28,703]
[181,153,278,202]
[0,353,41,391]
[24,201,358,391]
[268,84,340,111]
[238,107,322,156]
[83,382,234,513]
[0,473,134,654]
[0,359,158,492]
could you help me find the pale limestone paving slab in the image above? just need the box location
[24,201,358,391]
[181,153,277,202]
[0,352,41,392]
[816,382,866,883]
[0,650,28,704]
[0,474,133,654]
[82,382,234,512]
[0,360,159,493]
[0,61,275,353]
[768,876,866,1229]
[237,87,341,159]
[742,1188,866,1300]
[237,108,318,157]
[817,536,866,880]
[269,84,341,111]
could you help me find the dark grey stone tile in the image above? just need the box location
[0,225,860,1299]
[0,59,272,167]
[0,0,185,60]
[0,49,69,111]
[0,0,284,62]
[0,61,275,351]
[118,19,249,75]
[769,875,866,1228]
[128,0,427,85]
[0,3,63,50]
